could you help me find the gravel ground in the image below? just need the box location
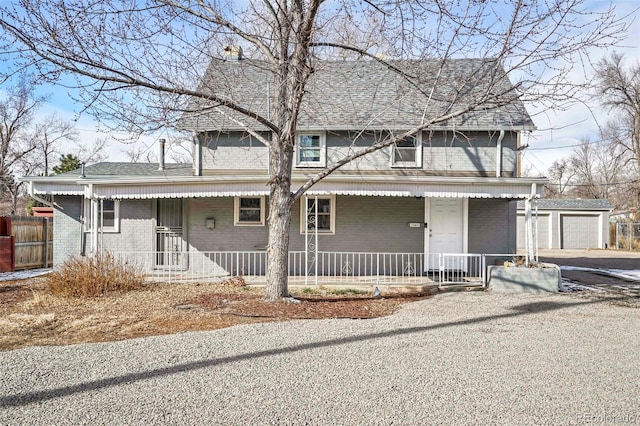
[1,291,639,426]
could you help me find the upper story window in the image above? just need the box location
[300,195,335,234]
[85,199,120,232]
[391,134,423,168]
[296,133,326,167]
[234,196,266,226]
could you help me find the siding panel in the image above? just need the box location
[468,199,515,254]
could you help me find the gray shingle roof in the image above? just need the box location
[178,58,534,132]
[517,199,612,211]
[55,162,193,178]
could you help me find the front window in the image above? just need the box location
[84,199,120,232]
[300,195,335,234]
[234,196,265,226]
[391,134,422,168]
[296,133,326,167]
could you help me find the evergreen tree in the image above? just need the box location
[53,154,81,175]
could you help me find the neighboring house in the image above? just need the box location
[22,54,546,284]
[516,199,611,250]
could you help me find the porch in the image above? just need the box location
[113,250,517,287]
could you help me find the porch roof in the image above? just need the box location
[26,173,546,200]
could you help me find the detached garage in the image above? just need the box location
[517,199,611,249]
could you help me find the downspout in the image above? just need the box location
[496,130,505,178]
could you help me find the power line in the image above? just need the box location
[527,137,610,151]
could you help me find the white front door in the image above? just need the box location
[425,198,467,264]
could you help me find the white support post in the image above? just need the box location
[304,198,308,286]
[314,196,318,286]
[91,197,98,255]
[524,183,537,266]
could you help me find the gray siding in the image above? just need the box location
[52,196,83,267]
[468,199,516,254]
[290,196,424,252]
[188,198,269,251]
[201,132,269,170]
[199,130,518,175]
[187,196,423,253]
[98,200,154,252]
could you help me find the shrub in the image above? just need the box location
[46,253,144,297]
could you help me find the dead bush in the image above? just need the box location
[219,276,247,287]
[46,253,144,297]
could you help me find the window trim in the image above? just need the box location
[390,133,423,168]
[234,196,266,226]
[84,199,120,233]
[295,132,327,168]
[299,195,336,235]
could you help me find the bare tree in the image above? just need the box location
[595,53,640,165]
[544,158,575,198]
[0,0,628,299]
[32,113,78,176]
[550,137,627,209]
[73,137,109,165]
[594,54,640,209]
[0,75,47,213]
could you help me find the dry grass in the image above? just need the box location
[45,253,144,297]
[0,278,436,351]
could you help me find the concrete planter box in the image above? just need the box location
[487,264,561,293]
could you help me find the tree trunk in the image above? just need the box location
[265,183,292,301]
[264,131,294,301]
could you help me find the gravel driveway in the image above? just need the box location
[1,291,638,425]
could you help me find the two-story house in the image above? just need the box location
[22,54,546,285]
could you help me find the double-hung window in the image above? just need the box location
[84,199,120,232]
[234,196,265,226]
[391,134,422,168]
[300,195,335,234]
[296,133,326,167]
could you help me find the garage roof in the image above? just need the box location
[517,199,611,211]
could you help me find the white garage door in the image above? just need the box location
[561,215,599,249]
[517,214,550,249]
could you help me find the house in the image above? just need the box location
[516,199,611,250]
[22,54,546,285]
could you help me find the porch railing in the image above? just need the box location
[113,251,505,287]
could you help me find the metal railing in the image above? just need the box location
[114,250,491,286]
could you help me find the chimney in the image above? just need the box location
[158,139,165,171]
[224,45,243,60]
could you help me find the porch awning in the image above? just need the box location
[305,180,543,199]
[29,175,546,200]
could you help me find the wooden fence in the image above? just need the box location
[0,216,53,272]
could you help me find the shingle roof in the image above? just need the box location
[517,199,612,211]
[178,58,535,132]
[55,162,193,178]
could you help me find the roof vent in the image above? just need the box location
[158,139,165,171]
[224,45,243,60]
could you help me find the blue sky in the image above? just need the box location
[520,0,640,176]
[1,0,638,172]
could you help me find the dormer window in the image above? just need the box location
[296,133,326,167]
[391,134,423,168]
